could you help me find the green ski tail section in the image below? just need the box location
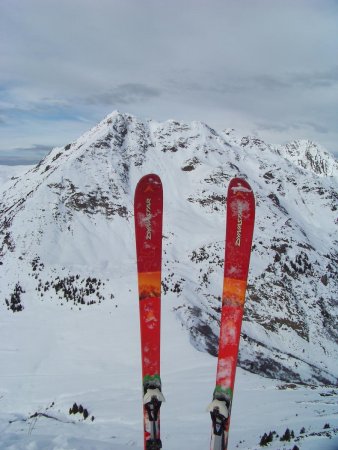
[143,374,162,387]
[213,385,233,400]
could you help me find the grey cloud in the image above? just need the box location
[256,122,292,133]
[86,84,161,106]
[0,0,337,157]
[168,66,338,100]
[214,67,338,95]
[258,120,329,135]
[0,144,52,165]
[299,121,329,134]
[287,67,338,89]
[252,75,290,91]
[0,96,70,119]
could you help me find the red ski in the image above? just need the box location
[134,174,164,450]
[208,178,255,450]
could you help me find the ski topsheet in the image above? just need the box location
[209,177,255,450]
[134,174,164,450]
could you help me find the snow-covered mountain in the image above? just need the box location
[1,111,337,385]
[0,112,338,450]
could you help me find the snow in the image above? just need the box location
[0,112,337,448]
[0,302,337,449]
[0,165,32,193]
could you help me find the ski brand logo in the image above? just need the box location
[235,203,243,247]
[145,198,152,240]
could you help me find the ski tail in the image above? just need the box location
[134,174,164,450]
[210,177,255,450]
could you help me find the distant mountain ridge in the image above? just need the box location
[0,111,337,385]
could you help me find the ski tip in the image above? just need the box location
[137,173,162,187]
[229,177,253,194]
[135,174,163,203]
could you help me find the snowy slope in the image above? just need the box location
[0,111,337,449]
[0,165,32,193]
[0,300,337,450]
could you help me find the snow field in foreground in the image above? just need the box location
[0,291,337,450]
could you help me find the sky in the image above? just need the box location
[0,0,338,164]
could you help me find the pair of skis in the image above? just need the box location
[134,174,255,450]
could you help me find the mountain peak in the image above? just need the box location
[278,139,338,177]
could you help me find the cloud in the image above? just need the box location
[258,67,338,90]
[257,121,329,135]
[0,144,52,166]
[86,83,161,106]
[0,0,338,160]
[288,67,338,89]
[0,84,72,123]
